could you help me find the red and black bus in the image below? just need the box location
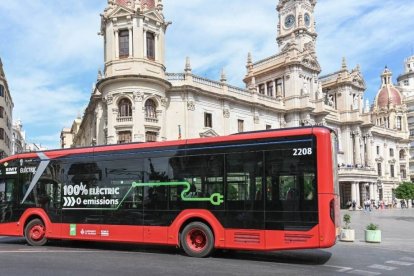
[0,126,339,257]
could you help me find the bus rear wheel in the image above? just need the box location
[25,219,47,246]
[181,222,214,258]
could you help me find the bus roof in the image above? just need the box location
[1,126,331,162]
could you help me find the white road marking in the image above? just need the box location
[385,260,413,266]
[323,265,353,272]
[368,264,397,271]
[347,269,381,275]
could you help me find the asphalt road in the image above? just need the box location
[1,208,413,276]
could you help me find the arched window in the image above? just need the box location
[145,99,157,118]
[118,98,132,117]
[0,106,3,118]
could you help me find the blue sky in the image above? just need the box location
[0,0,413,149]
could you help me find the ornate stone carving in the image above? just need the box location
[106,95,114,105]
[160,97,168,107]
[133,91,144,102]
[187,101,195,111]
[223,109,230,118]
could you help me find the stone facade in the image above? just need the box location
[62,0,411,208]
[397,55,414,180]
[0,58,14,158]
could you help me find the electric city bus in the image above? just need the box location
[0,126,339,257]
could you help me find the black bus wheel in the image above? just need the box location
[24,219,48,246]
[181,222,214,258]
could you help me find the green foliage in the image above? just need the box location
[395,182,414,200]
[366,223,379,231]
[343,213,351,229]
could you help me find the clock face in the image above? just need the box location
[304,13,311,27]
[284,14,295,29]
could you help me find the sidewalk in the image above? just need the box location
[340,207,414,252]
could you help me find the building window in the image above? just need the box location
[396,116,402,130]
[377,163,382,176]
[0,106,3,118]
[0,128,4,140]
[376,146,380,155]
[146,32,155,60]
[389,148,394,157]
[266,81,273,97]
[118,131,132,144]
[400,150,406,159]
[204,112,212,128]
[401,166,407,179]
[119,30,129,58]
[266,124,271,130]
[145,99,157,119]
[276,78,283,96]
[0,85,4,97]
[390,164,395,177]
[404,80,409,86]
[258,84,265,94]
[238,119,244,133]
[145,131,157,142]
[118,98,132,117]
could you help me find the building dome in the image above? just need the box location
[375,67,402,108]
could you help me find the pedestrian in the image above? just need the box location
[352,200,356,211]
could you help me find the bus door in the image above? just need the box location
[225,151,264,230]
[0,161,26,226]
[61,159,103,240]
[97,156,145,243]
[0,175,18,224]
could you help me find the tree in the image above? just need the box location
[395,182,414,200]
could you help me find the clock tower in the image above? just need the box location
[276,0,317,53]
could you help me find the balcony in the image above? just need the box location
[116,116,132,123]
[145,117,159,123]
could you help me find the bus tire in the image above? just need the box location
[24,218,48,246]
[181,222,214,258]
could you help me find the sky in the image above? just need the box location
[0,0,413,149]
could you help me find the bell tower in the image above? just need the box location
[100,0,169,78]
[276,0,317,53]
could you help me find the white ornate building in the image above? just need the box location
[62,0,411,208]
[397,55,414,180]
[0,58,14,158]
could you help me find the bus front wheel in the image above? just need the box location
[24,218,48,246]
[181,222,214,258]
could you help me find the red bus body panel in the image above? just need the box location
[0,127,338,252]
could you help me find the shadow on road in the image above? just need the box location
[213,249,332,265]
[1,236,332,265]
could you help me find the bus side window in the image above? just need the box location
[0,181,5,202]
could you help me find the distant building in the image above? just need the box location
[12,119,26,154]
[0,58,14,158]
[62,0,410,208]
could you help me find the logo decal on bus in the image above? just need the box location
[132,181,224,206]
[62,181,224,210]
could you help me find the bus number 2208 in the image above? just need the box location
[293,148,312,156]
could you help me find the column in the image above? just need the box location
[369,183,374,200]
[143,30,147,58]
[354,132,362,165]
[356,183,361,208]
[128,27,133,57]
[114,29,119,59]
[366,134,373,167]
[351,182,357,204]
